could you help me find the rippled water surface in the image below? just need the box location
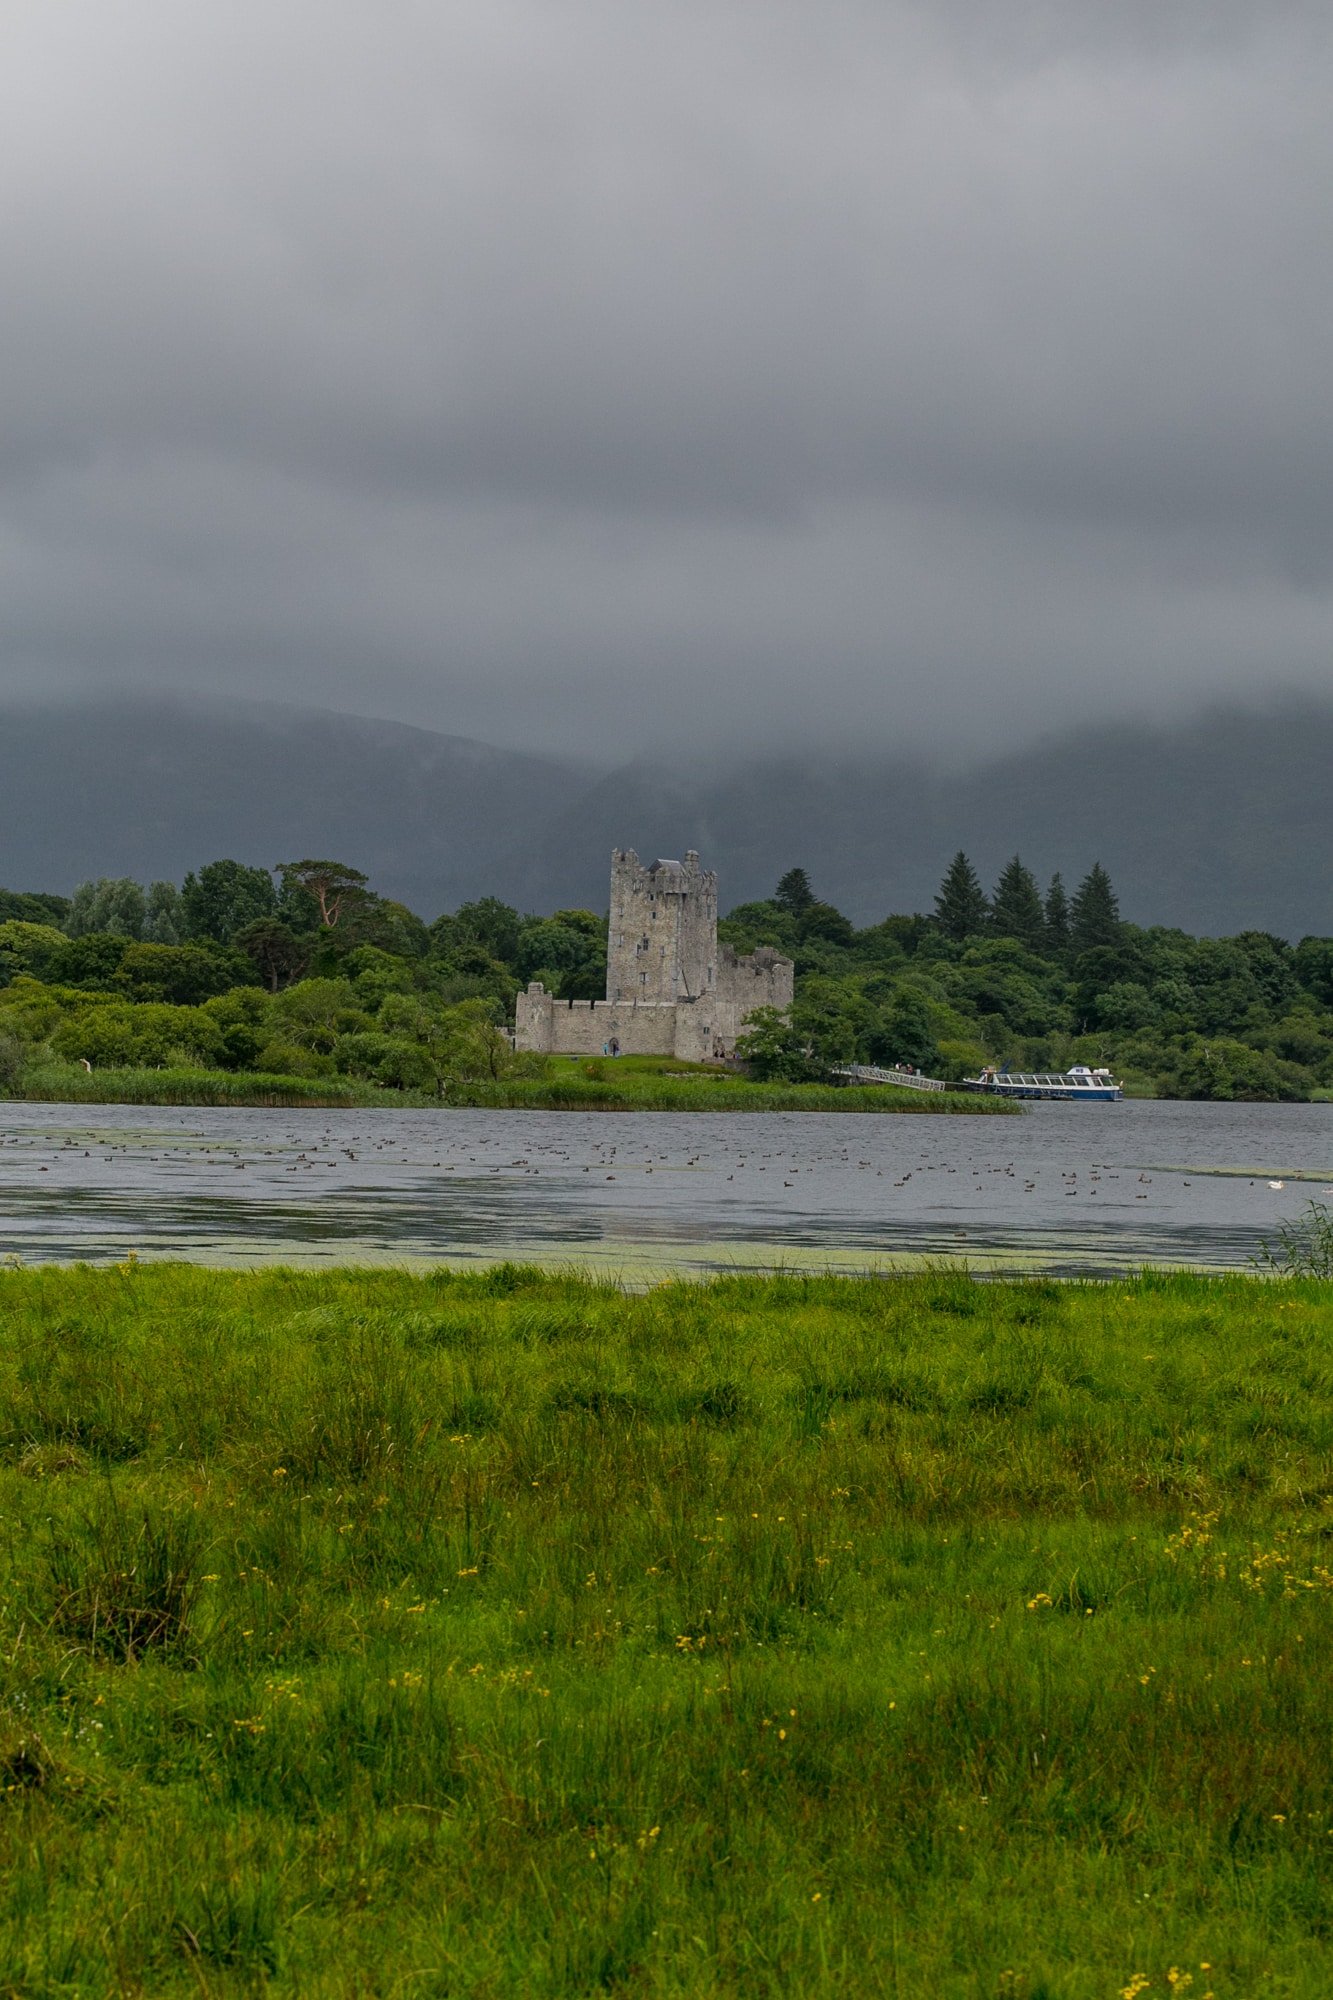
[1,1099,1331,1278]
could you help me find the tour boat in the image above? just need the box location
[956,1064,1123,1102]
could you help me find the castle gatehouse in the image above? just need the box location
[515,848,794,1062]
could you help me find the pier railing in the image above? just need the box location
[832,1064,948,1092]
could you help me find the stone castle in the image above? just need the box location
[515,849,794,1062]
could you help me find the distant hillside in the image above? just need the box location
[0,697,590,920]
[1,693,1329,937]
[506,698,1333,939]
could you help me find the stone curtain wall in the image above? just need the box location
[715,944,794,1034]
[515,986,679,1057]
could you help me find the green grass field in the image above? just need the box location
[0,1263,1330,1995]
[12,1054,1014,1115]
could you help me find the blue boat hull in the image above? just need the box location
[956,1080,1123,1101]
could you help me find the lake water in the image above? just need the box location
[2,1099,1331,1279]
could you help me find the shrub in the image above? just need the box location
[1255,1200,1333,1278]
[0,1031,25,1094]
[1161,1037,1311,1102]
[0,919,68,986]
[113,941,253,1006]
[50,1002,227,1070]
[252,1039,337,1079]
[334,1031,437,1091]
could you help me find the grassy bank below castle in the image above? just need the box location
[0,1262,1330,1995]
[10,1052,1016,1114]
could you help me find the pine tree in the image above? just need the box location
[145,880,182,945]
[773,868,815,916]
[933,852,989,943]
[1069,863,1121,956]
[1044,872,1070,956]
[989,856,1045,949]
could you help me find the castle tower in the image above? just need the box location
[606,848,718,1005]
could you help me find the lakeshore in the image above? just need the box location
[7,1054,1017,1115]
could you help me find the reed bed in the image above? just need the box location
[12,1060,1014,1114]
[453,1070,1012,1114]
[0,1264,1329,1995]
[15,1063,385,1108]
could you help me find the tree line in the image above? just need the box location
[727,859,1333,1099]
[1,853,1331,1099]
[0,860,608,1095]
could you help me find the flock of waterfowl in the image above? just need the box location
[1,1103,1329,1280]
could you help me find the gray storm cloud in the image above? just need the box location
[0,0,1329,756]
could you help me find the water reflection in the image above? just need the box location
[1,1100,1330,1279]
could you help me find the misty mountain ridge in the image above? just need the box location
[1,692,1328,940]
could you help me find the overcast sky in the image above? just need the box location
[2,0,1329,761]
